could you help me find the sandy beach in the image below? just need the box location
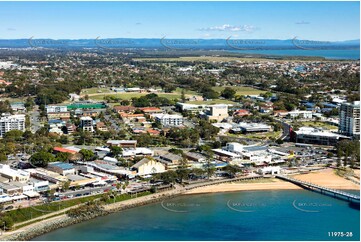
[292,168,360,190]
[186,168,360,194]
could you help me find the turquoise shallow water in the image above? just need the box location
[33,190,360,241]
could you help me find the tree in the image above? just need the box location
[0,153,7,163]
[79,149,95,161]
[4,130,24,141]
[24,97,35,111]
[61,181,71,192]
[110,146,123,157]
[29,151,54,167]
[55,152,71,162]
[223,165,242,178]
[181,89,186,103]
[221,87,236,99]
[0,216,14,230]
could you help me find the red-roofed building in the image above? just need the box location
[53,147,78,155]
[113,106,136,113]
[147,129,161,136]
[233,109,251,117]
[139,107,163,114]
[273,110,289,117]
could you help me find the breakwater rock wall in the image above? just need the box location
[1,188,185,241]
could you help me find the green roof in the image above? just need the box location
[67,103,106,110]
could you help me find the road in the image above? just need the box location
[29,106,42,133]
[275,118,291,141]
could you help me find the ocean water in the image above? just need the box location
[230,49,360,60]
[34,190,360,241]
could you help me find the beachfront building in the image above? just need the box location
[0,114,26,137]
[155,153,185,170]
[131,158,166,176]
[339,101,360,138]
[257,166,281,175]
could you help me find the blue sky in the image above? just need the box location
[0,1,359,41]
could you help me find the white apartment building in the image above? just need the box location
[287,110,313,119]
[0,114,26,137]
[80,116,94,132]
[46,105,68,113]
[153,114,184,126]
[339,101,360,138]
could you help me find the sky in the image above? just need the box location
[0,1,359,41]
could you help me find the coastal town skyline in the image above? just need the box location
[0,1,359,241]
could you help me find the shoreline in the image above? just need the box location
[1,170,359,241]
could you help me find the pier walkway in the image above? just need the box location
[276,175,360,202]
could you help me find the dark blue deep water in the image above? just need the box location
[34,190,360,241]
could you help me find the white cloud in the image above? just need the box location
[199,24,256,32]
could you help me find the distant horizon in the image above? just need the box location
[0,37,360,42]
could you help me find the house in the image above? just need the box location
[233,109,251,117]
[131,158,166,176]
[259,102,274,113]
[147,129,161,136]
[139,107,163,115]
[119,112,145,123]
[96,122,108,132]
[273,110,289,117]
[113,106,136,113]
[66,123,76,134]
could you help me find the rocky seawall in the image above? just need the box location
[0,189,184,241]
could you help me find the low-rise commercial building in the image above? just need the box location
[131,158,166,176]
[292,127,350,146]
[107,140,137,148]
